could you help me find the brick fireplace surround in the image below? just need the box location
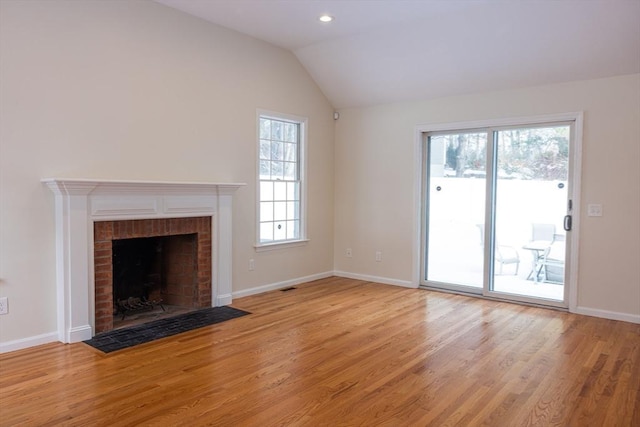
[44,179,244,343]
[94,217,212,334]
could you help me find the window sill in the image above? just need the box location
[254,239,310,252]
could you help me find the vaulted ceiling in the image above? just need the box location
[155,0,640,109]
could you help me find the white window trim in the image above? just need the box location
[254,239,310,252]
[255,109,308,251]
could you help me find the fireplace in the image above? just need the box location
[94,217,212,333]
[44,179,244,343]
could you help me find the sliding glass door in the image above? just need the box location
[424,132,487,291]
[422,120,575,307]
[491,126,570,301]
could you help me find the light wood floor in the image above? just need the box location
[1,277,639,426]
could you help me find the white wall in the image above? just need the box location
[0,0,334,345]
[334,74,640,320]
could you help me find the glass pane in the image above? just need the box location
[286,220,299,239]
[272,121,284,141]
[259,161,270,180]
[260,181,274,202]
[270,161,284,180]
[287,182,299,201]
[426,132,487,288]
[274,181,287,201]
[260,140,271,160]
[492,125,569,301]
[284,143,297,162]
[274,202,287,221]
[284,123,297,142]
[287,201,299,220]
[260,222,273,242]
[260,202,273,222]
[271,141,283,161]
[284,162,297,181]
[259,118,271,139]
[274,221,286,240]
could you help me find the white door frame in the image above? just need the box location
[413,112,583,311]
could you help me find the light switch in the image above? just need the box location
[587,204,603,217]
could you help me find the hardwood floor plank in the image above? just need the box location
[1,278,639,426]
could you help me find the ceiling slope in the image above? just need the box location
[155,0,640,108]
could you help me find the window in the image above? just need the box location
[257,112,306,247]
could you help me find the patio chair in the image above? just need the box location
[476,224,520,275]
[495,245,520,275]
[531,223,556,244]
[525,224,559,282]
[538,234,565,283]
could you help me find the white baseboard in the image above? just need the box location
[216,294,233,306]
[0,331,58,354]
[573,306,640,324]
[232,271,334,299]
[333,271,417,289]
[68,325,93,343]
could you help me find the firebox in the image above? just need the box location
[94,217,212,334]
[112,233,199,319]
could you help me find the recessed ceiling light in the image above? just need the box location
[319,14,333,23]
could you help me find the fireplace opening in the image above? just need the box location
[112,233,199,329]
[94,217,213,334]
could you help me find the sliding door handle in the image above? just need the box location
[564,215,572,231]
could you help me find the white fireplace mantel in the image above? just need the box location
[43,178,245,343]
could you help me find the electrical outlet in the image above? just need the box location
[346,248,352,257]
[375,251,382,262]
[248,259,255,271]
[0,297,8,315]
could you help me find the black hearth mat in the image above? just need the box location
[83,306,250,353]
